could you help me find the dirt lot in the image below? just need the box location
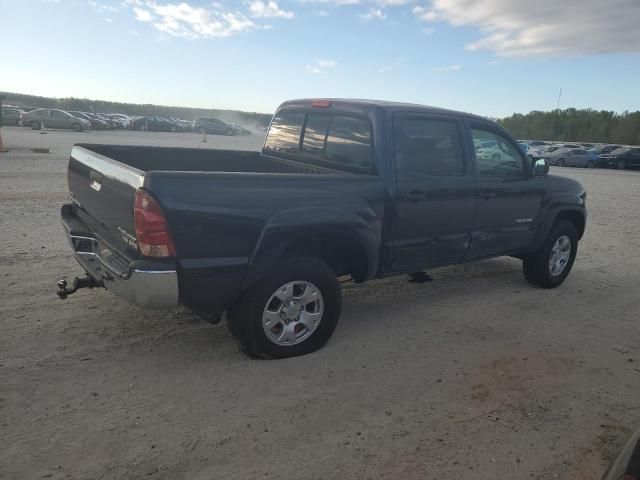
[1,125,639,480]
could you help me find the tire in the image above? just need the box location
[616,159,627,170]
[227,256,342,359]
[523,220,578,289]
[226,128,235,136]
[71,123,82,132]
[30,121,41,130]
[198,127,206,134]
[527,155,534,162]
[557,158,565,167]
[586,160,596,168]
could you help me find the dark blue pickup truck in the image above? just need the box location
[58,99,587,358]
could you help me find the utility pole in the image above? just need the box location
[557,88,563,110]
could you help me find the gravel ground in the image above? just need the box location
[1,125,639,480]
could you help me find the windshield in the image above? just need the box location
[611,147,630,154]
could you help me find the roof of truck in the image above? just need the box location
[280,98,490,122]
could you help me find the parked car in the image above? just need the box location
[529,145,562,160]
[193,117,238,135]
[103,113,132,129]
[590,144,623,167]
[1,106,24,126]
[230,123,252,135]
[545,148,593,167]
[21,109,90,131]
[131,116,186,132]
[57,98,586,359]
[603,147,640,170]
[601,424,640,479]
[168,117,193,129]
[68,111,111,130]
[528,140,548,148]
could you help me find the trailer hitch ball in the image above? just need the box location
[57,275,103,300]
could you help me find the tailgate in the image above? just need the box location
[67,145,143,260]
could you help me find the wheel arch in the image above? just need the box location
[531,206,586,252]
[242,209,381,290]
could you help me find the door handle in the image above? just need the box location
[407,190,427,202]
[480,192,497,200]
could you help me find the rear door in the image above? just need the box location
[466,122,544,259]
[389,113,477,272]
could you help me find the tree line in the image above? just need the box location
[498,109,640,145]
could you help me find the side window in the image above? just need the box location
[324,115,371,168]
[264,112,305,154]
[302,114,330,155]
[395,117,464,176]
[471,128,524,178]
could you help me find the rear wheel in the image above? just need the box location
[523,220,578,289]
[30,121,41,130]
[228,256,341,359]
[616,159,627,170]
[557,158,565,167]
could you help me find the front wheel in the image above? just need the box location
[228,256,341,359]
[616,159,627,170]
[30,121,41,130]
[72,123,82,132]
[523,220,578,289]
[557,158,565,167]
[226,128,235,136]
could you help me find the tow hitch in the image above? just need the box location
[57,275,103,300]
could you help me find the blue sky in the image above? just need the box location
[1,0,639,117]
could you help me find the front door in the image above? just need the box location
[466,123,544,259]
[390,113,477,272]
[49,110,68,129]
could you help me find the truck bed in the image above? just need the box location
[76,144,336,174]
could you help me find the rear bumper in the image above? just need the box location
[61,204,179,309]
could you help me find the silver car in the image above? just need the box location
[21,109,91,132]
[546,148,593,168]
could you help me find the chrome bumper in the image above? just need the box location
[62,210,179,309]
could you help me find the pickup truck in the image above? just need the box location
[58,99,587,359]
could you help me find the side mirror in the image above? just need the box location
[533,158,549,176]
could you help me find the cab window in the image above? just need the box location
[471,128,525,178]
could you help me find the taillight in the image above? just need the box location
[311,99,331,108]
[134,189,176,257]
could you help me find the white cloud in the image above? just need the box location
[414,0,640,56]
[434,64,461,72]
[305,58,336,74]
[129,1,256,38]
[248,1,294,18]
[421,26,435,34]
[377,65,393,73]
[360,7,386,20]
[133,7,153,22]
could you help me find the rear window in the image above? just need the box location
[265,111,372,170]
[396,117,465,176]
[264,112,305,154]
[324,116,371,168]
